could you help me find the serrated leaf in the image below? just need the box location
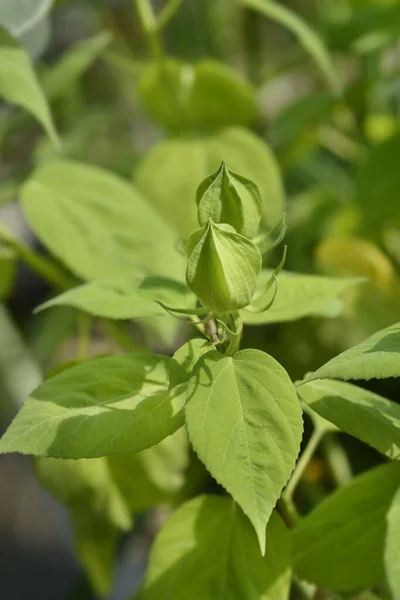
[139,58,257,131]
[141,495,292,600]
[41,32,112,101]
[241,0,340,94]
[108,427,190,513]
[36,276,193,320]
[134,127,285,237]
[36,456,132,597]
[305,321,400,382]
[0,27,58,144]
[185,349,303,554]
[0,353,187,458]
[242,271,364,325]
[0,0,52,37]
[21,160,185,282]
[298,379,400,459]
[294,461,400,591]
[385,485,400,600]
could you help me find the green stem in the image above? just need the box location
[276,495,299,528]
[157,0,183,31]
[134,0,164,59]
[322,434,352,487]
[0,221,73,290]
[77,315,92,361]
[223,312,243,356]
[284,425,325,500]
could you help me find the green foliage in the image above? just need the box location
[36,456,132,596]
[294,462,400,591]
[134,127,285,237]
[185,349,303,553]
[0,0,52,37]
[138,58,258,131]
[305,321,400,382]
[140,496,292,600]
[241,0,340,93]
[242,271,364,324]
[0,27,58,144]
[21,160,185,282]
[0,354,188,458]
[385,486,400,600]
[299,379,400,459]
[0,247,16,300]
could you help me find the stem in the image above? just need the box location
[276,496,299,528]
[284,425,325,500]
[157,0,183,31]
[77,315,92,361]
[224,312,243,356]
[0,221,73,290]
[322,434,352,487]
[135,0,164,59]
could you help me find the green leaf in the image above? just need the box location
[304,321,400,382]
[185,349,302,553]
[186,221,262,313]
[0,353,187,458]
[36,456,132,596]
[138,58,257,131]
[385,485,400,600]
[41,32,112,101]
[108,427,190,513]
[36,276,193,320]
[241,0,340,94]
[357,133,400,232]
[0,27,58,144]
[21,160,185,282]
[242,271,363,325]
[173,338,215,373]
[0,247,16,300]
[141,495,292,600]
[134,127,285,237]
[0,0,52,37]
[299,379,400,459]
[294,461,400,591]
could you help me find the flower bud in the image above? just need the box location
[196,161,262,239]
[186,220,262,313]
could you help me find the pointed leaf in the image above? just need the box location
[299,379,400,459]
[242,271,364,325]
[0,27,58,144]
[36,456,132,597]
[0,353,187,458]
[241,0,340,94]
[141,495,292,600]
[185,349,303,553]
[305,322,400,382]
[37,276,193,320]
[294,462,400,591]
[21,160,185,282]
[385,486,400,600]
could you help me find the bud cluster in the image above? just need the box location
[185,162,263,314]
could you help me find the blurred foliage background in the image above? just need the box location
[1,0,400,598]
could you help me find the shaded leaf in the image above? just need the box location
[242,0,340,93]
[242,271,363,325]
[173,338,215,373]
[0,27,58,144]
[304,321,400,382]
[0,247,16,300]
[42,32,112,101]
[141,495,292,600]
[299,379,400,459]
[294,462,400,591]
[139,58,257,131]
[21,160,185,282]
[36,456,132,597]
[385,485,400,600]
[0,353,187,458]
[185,349,302,553]
[134,127,285,237]
[37,276,193,320]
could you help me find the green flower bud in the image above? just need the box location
[186,220,262,313]
[196,161,263,239]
